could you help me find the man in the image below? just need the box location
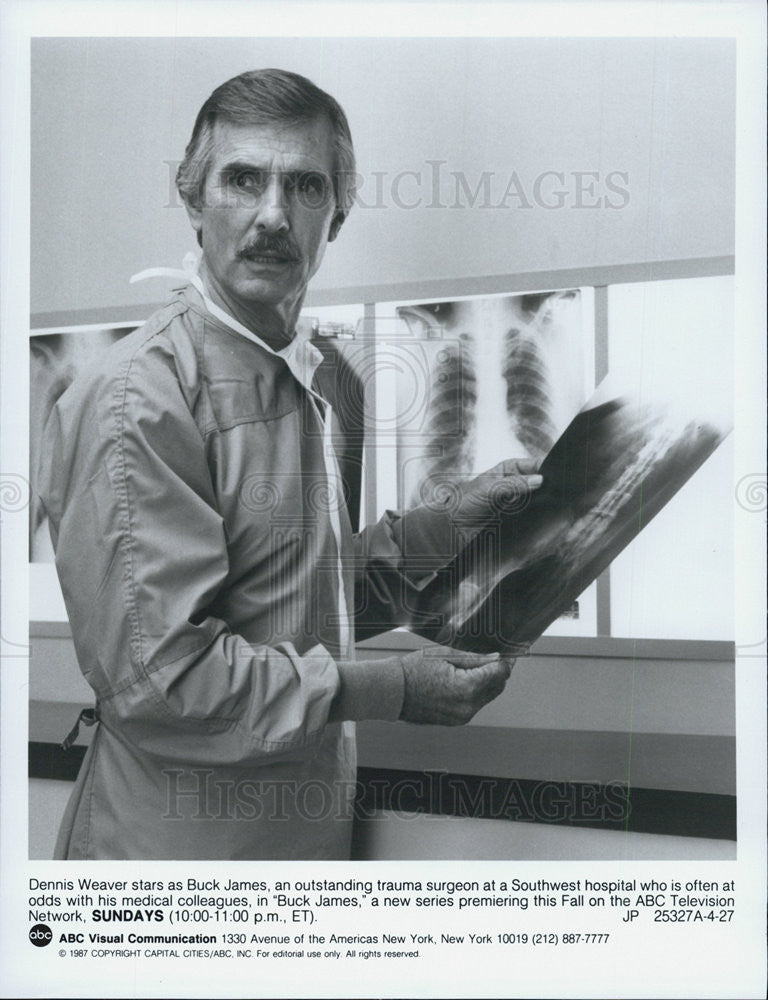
[39,69,541,860]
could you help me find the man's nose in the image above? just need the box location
[255,174,289,231]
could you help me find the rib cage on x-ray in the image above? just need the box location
[395,291,587,511]
[504,304,559,459]
[419,330,477,487]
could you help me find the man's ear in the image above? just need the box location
[328,211,345,243]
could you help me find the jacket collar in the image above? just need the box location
[131,257,325,395]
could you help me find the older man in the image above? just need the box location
[39,69,540,860]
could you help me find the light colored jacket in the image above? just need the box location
[39,283,409,860]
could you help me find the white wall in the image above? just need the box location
[31,36,734,316]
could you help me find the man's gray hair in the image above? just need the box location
[176,68,356,220]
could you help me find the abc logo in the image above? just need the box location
[29,923,52,947]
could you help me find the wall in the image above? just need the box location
[31,36,734,318]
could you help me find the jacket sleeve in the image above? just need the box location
[354,503,469,640]
[39,338,402,767]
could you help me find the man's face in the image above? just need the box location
[185,117,343,316]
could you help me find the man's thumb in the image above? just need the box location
[445,650,501,670]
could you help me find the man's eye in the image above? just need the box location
[231,171,266,191]
[295,172,330,206]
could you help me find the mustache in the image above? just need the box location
[237,235,300,261]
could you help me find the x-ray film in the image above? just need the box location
[401,387,731,652]
[388,292,591,510]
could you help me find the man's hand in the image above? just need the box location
[445,458,543,522]
[392,458,543,573]
[399,647,515,726]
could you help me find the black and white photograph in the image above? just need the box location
[1,2,765,998]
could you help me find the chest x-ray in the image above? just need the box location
[387,291,592,511]
[367,291,593,628]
